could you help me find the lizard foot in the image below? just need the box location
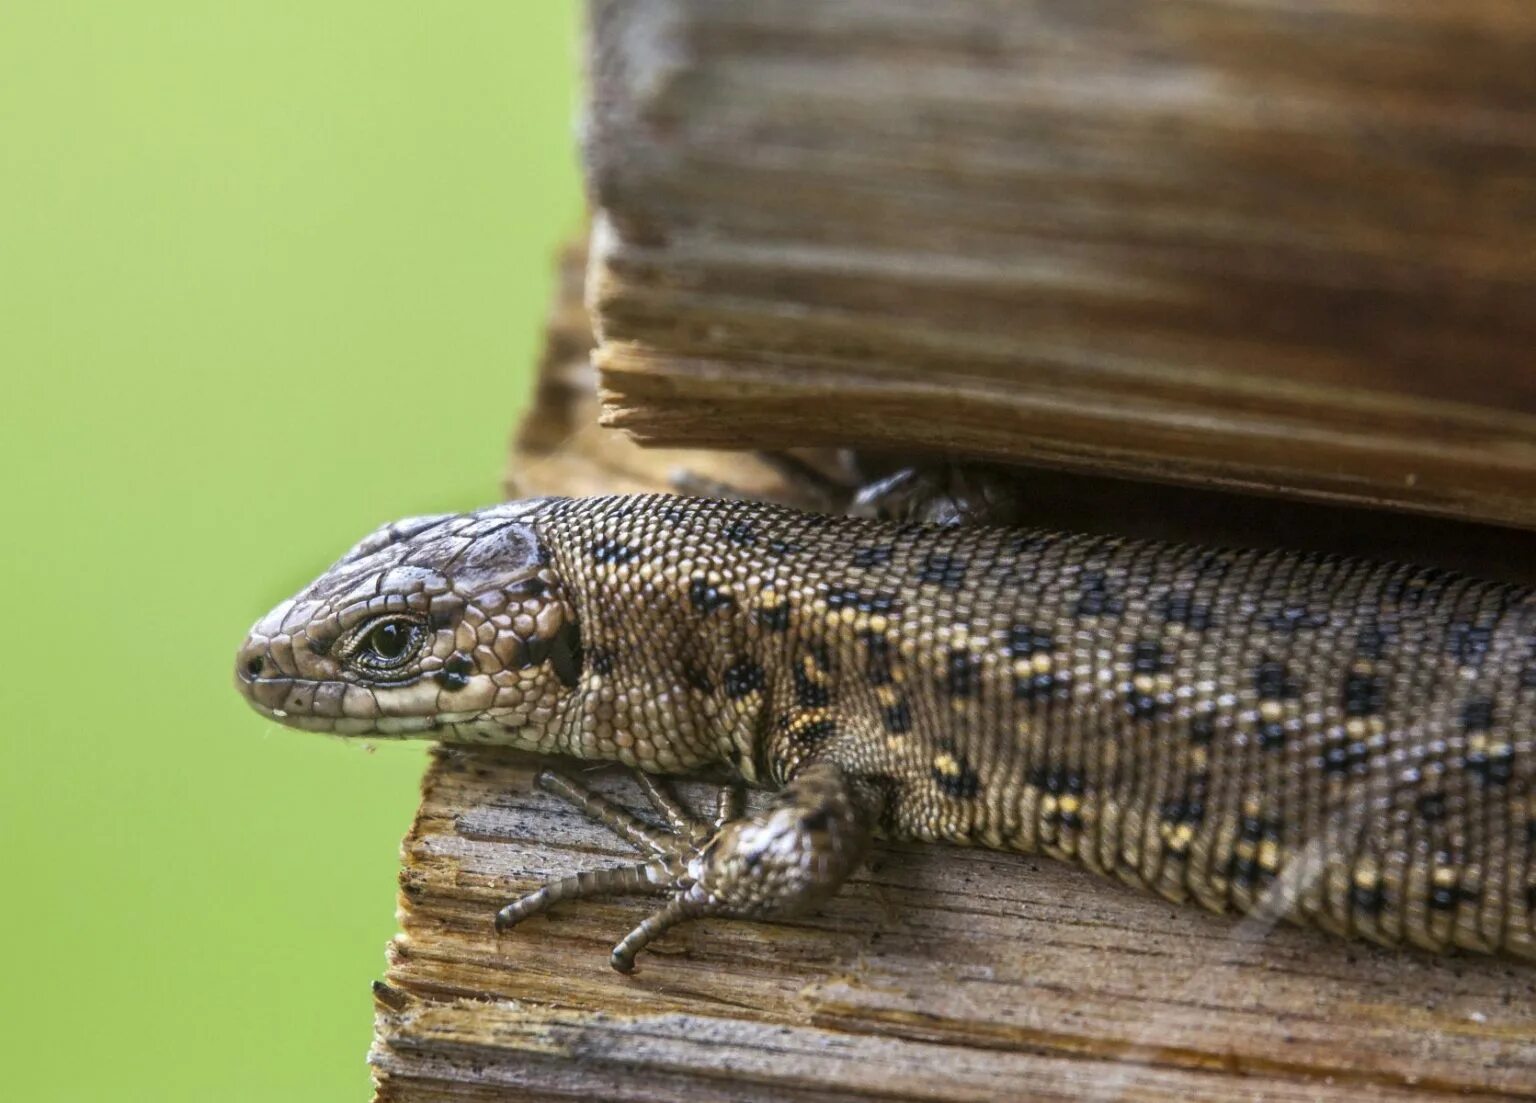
[494,763,871,973]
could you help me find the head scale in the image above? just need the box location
[234,499,581,747]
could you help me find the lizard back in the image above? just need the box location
[537,495,1536,959]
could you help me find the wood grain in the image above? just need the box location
[506,239,819,507]
[374,238,1536,1098]
[584,0,1536,528]
[372,749,1536,1101]
[514,239,1536,588]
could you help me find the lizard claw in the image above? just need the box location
[491,769,736,971]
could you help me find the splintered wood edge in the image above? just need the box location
[371,748,1536,1102]
[505,237,824,508]
[510,237,1536,587]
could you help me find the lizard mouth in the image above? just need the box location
[244,697,356,734]
[234,632,422,735]
[236,669,485,739]
[236,676,439,737]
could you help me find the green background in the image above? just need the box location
[0,4,582,1099]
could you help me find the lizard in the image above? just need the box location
[235,493,1536,972]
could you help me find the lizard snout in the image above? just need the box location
[232,629,349,731]
[232,632,293,715]
[235,637,269,684]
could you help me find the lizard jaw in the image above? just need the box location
[237,667,535,744]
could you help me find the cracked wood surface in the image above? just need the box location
[372,750,1536,1101]
[583,0,1536,529]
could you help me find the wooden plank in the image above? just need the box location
[382,231,1536,1099]
[372,750,1536,1101]
[583,0,1536,528]
[513,241,1536,588]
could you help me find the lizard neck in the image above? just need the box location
[536,495,814,781]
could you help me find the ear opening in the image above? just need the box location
[547,619,584,688]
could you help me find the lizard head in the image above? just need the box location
[234,500,582,745]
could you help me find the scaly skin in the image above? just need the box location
[235,495,1536,970]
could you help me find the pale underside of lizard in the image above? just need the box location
[235,494,1536,971]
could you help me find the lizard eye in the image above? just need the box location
[355,617,423,670]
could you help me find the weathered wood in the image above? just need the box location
[387,35,1536,1082]
[370,235,1536,1097]
[584,0,1536,529]
[507,239,816,507]
[517,242,1536,588]
[372,749,1536,1101]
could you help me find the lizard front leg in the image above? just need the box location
[495,761,878,973]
